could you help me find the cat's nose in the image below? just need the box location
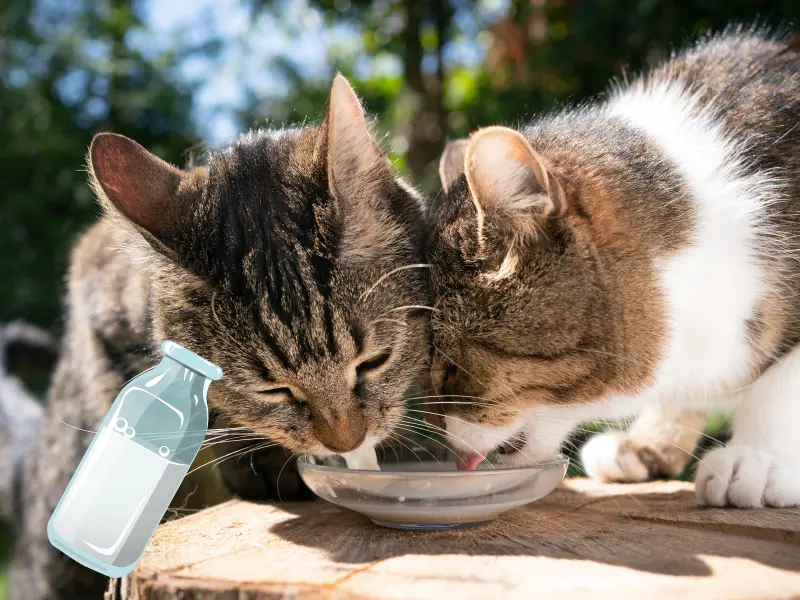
[312,406,367,454]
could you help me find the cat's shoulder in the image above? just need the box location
[69,218,148,284]
[67,218,152,340]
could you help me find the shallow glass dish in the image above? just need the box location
[297,444,568,530]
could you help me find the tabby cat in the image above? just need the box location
[428,29,800,508]
[12,75,430,600]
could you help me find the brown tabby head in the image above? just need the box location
[427,124,685,460]
[89,75,431,456]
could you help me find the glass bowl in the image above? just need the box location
[297,444,568,530]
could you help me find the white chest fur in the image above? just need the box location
[609,81,779,406]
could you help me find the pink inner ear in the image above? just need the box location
[439,139,469,192]
[330,75,366,128]
[327,75,380,183]
[466,127,548,214]
[91,133,183,240]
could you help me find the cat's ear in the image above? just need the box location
[325,74,392,204]
[438,139,468,193]
[324,74,404,261]
[465,126,567,225]
[89,133,188,252]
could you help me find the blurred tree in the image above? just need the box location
[0,0,198,332]
[245,0,460,190]
[478,0,800,120]
[245,0,798,194]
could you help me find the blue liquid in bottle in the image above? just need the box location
[47,341,222,577]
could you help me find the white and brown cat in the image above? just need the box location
[427,29,800,508]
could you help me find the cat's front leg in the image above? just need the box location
[581,405,707,482]
[696,344,800,508]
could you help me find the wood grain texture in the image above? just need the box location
[118,479,800,600]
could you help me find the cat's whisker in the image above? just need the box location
[414,382,441,395]
[200,435,270,449]
[369,318,409,329]
[250,446,261,477]
[187,441,278,475]
[206,427,257,433]
[400,416,449,437]
[568,347,655,369]
[391,427,451,461]
[674,424,725,446]
[385,434,425,464]
[202,433,267,443]
[574,426,721,478]
[403,419,504,454]
[381,437,402,466]
[57,420,96,434]
[140,430,265,444]
[406,408,521,429]
[387,305,440,314]
[55,420,266,447]
[402,413,540,466]
[582,419,726,449]
[408,401,499,410]
[390,429,446,468]
[361,263,431,301]
[398,417,506,468]
[394,423,448,448]
[432,344,486,387]
[204,428,267,436]
[773,121,799,145]
[202,435,270,446]
[407,394,498,405]
[276,451,297,503]
[404,418,538,466]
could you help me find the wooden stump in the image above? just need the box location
[116,479,800,599]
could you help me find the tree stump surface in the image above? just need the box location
[116,479,800,600]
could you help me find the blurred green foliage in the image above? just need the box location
[1,0,198,331]
[2,0,799,334]
[0,522,9,600]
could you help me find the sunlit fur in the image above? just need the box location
[95,107,431,458]
[428,29,800,508]
[12,77,431,600]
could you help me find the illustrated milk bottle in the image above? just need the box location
[47,340,222,577]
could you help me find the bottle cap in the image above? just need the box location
[161,340,223,381]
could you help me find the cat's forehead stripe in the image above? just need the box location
[200,130,342,367]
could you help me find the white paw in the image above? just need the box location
[695,445,800,508]
[581,433,651,483]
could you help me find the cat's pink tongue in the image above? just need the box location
[457,451,488,471]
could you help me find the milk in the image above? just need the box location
[48,426,189,574]
[342,445,380,470]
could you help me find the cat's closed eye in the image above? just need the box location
[355,350,392,382]
[258,387,306,407]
